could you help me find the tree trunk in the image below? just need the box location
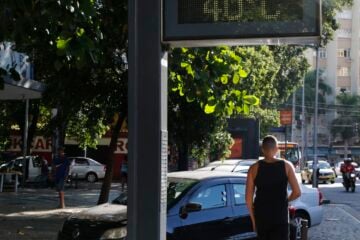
[97,114,123,204]
[26,103,40,155]
[178,141,189,171]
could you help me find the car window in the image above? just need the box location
[232,184,246,205]
[167,178,198,208]
[189,184,227,210]
[74,158,89,166]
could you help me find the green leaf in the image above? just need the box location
[243,95,260,106]
[181,62,189,68]
[232,73,240,84]
[220,75,228,84]
[76,28,85,37]
[204,104,216,114]
[243,104,250,115]
[181,48,188,53]
[186,65,194,78]
[239,69,248,78]
[56,37,72,50]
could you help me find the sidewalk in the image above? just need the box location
[0,182,121,240]
[309,204,360,240]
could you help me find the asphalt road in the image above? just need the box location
[307,177,360,240]
[307,176,360,216]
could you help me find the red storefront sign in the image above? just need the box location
[280,110,292,126]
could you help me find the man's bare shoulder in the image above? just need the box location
[248,161,260,176]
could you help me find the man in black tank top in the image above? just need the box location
[245,135,301,240]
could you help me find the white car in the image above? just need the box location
[289,183,324,228]
[197,159,257,173]
[69,157,106,182]
[197,161,324,228]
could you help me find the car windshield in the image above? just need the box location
[112,178,198,209]
[308,162,331,169]
[238,161,256,166]
[167,178,198,208]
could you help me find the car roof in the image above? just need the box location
[208,159,258,166]
[168,171,247,180]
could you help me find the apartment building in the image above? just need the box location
[291,1,360,159]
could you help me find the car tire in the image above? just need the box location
[293,212,309,240]
[330,180,335,184]
[301,179,305,184]
[86,172,98,183]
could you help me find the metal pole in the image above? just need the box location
[285,125,288,157]
[313,47,320,188]
[22,98,29,186]
[128,0,167,238]
[301,77,306,170]
[291,93,296,142]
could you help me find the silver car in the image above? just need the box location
[69,157,106,182]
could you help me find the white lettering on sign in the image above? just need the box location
[8,136,129,154]
[9,136,52,152]
[115,138,128,154]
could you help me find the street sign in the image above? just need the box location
[163,0,321,47]
[280,110,292,125]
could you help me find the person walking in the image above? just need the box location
[245,135,301,240]
[53,147,70,208]
[121,155,128,192]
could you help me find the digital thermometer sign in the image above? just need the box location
[163,0,321,46]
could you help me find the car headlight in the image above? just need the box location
[100,227,127,240]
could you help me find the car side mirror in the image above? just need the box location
[180,203,202,218]
[185,203,202,212]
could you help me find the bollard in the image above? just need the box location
[300,219,308,240]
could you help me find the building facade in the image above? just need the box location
[290,2,360,161]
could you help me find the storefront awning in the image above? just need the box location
[0,76,45,100]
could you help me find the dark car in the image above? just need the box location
[58,171,257,240]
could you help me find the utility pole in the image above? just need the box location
[22,98,29,186]
[301,77,306,170]
[292,93,296,142]
[128,0,168,239]
[312,47,320,188]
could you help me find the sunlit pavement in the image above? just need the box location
[0,181,121,240]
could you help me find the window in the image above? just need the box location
[74,158,89,166]
[319,48,327,59]
[232,184,246,205]
[189,185,227,210]
[337,49,351,58]
[337,67,350,77]
[167,178,198,208]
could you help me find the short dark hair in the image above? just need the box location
[262,135,278,150]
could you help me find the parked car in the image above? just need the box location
[0,155,43,182]
[68,157,106,183]
[197,159,257,173]
[58,171,259,240]
[301,161,336,184]
[198,161,324,229]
